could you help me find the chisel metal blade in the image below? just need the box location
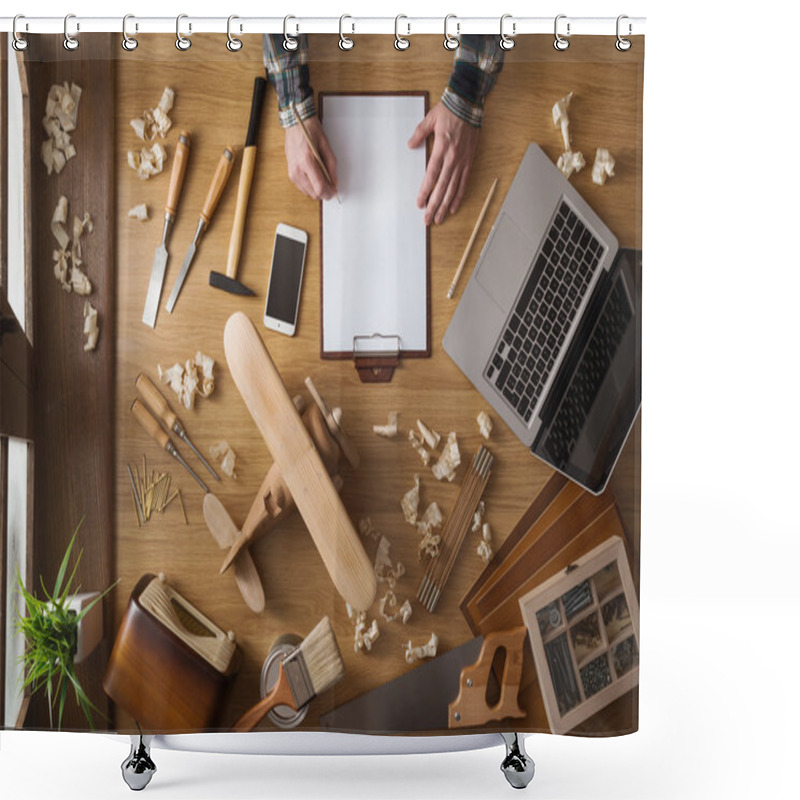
[142,243,168,327]
[319,636,484,733]
[166,237,199,314]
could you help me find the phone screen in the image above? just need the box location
[265,235,306,324]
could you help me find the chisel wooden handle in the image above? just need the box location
[200,146,236,227]
[136,373,177,431]
[448,626,527,729]
[131,398,169,450]
[224,311,377,611]
[165,131,191,218]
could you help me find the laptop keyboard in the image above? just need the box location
[485,201,604,424]
[541,275,633,468]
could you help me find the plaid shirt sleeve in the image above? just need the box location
[262,34,317,128]
[441,34,505,128]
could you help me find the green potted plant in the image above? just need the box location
[15,521,116,730]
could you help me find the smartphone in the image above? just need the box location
[263,223,308,337]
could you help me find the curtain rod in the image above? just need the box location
[1,15,646,37]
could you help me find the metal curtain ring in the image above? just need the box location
[554,14,570,51]
[64,14,79,51]
[443,14,459,51]
[283,16,299,51]
[12,15,29,51]
[227,15,243,52]
[122,14,138,51]
[616,15,632,51]
[394,15,410,51]
[339,15,354,50]
[499,14,516,50]
[176,14,191,50]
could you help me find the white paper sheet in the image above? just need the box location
[321,94,428,355]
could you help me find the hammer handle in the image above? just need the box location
[225,146,258,279]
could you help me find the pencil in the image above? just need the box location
[447,178,499,300]
[290,102,342,204]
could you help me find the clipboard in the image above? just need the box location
[319,92,431,383]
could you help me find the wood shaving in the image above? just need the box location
[416,419,441,450]
[401,474,420,524]
[557,150,585,180]
[157,351,215,411]
[358,517,381,541]
[128,203,149,221]
[378,591,413,624]
[431,431,461,482]
[373,411,399,438]
[374,535,405,589]
[209,440,237,479]
[51,196,93,295]
[346,603,380,654]
[419,501,443,530]
[552,92,573,152]
[128,142,167,180]
[83,301,99,352]
[592,148,616,185]
[41,82,82,175]
[471,500,485,533]
[408,430,431,466]
[404,632,439,664]
[477,523,493,565]
[477,411,493,439]
[130,87,175,142]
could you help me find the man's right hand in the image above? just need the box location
[284,116,338,201]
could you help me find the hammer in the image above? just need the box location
[209,76,267,297]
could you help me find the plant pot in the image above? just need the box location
[66,591,103,663]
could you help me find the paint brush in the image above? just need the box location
[232,616,344,732]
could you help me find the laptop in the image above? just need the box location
[443,144,641,494]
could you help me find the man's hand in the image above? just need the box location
[408,102,480,225]
[284,116,338,200]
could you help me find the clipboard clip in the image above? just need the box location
[353,334,400,383]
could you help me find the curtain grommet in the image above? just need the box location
[616,15,632,51]
[122,14,138,51]
[227,15,243,52]
[176,14,192,51]
[283,15,299,51]
[12,15,29,51]
[339,14,355,51]
[63,13,79,51]
[554,14,570,51]
[443,14,459,51]
[394,15,411,51]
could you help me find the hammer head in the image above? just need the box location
[209,271,256,296]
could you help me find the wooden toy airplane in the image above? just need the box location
[203,312,377,614]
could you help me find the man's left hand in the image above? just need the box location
[408,102,480,226]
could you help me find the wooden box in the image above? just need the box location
[519,536,639,733]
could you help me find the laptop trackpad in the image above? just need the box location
[475,213,535,312]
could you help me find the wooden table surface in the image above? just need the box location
[112,33,643,735]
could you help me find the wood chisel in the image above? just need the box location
[166,145,236,313]
[130,398,210,493]
[142,131,190,328]
[135,372,220,481]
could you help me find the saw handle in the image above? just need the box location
[131,398,169,451]
[165,131,191,218]
[232,661,296,732]
[448,627,527,729]
[136,373,177,431]
[200,146,235,227]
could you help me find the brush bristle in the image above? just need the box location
[299,616,345,696]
